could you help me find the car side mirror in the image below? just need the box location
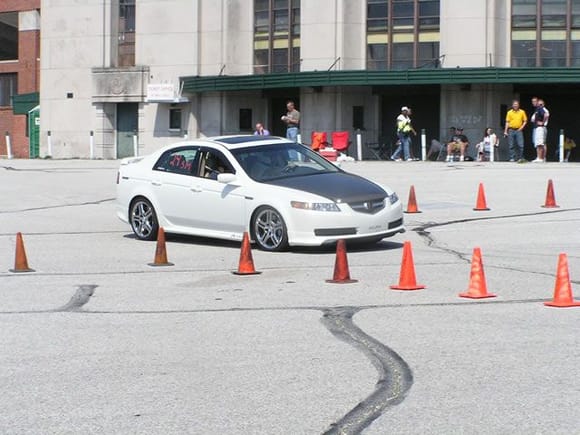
[217,173,237,184]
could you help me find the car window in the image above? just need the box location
[196,149,235,180]
[154,148,199,175]
[232,143,339,182]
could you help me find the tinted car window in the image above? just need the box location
[154,148,198,175]
[232,143,340,182]
[197,149,236,180]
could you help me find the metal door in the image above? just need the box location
[116,103,138,158]
[28,105,40,158]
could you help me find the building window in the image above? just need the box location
[239,108,253,131]
[0,12,19,61]
[0,74,17,107]
[366,0,440,70]
[511,0,576,67]
[353,106,365,130]
[169,107,182,130]
[118,0,136,66]
[253,0,300,74]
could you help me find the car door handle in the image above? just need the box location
[190,186,203,192]
[151,181,162,186]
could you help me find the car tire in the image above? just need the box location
[251,206,289,252]
[129,197,159,241]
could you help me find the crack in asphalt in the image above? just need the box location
[0,198,115,214]
[413,207,580,264]
[320,307,413,435]
[0,298,553,316]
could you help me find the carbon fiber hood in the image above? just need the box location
[265,172,387,203]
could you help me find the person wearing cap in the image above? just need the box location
[391,106,416,161]
[446,127,469,162]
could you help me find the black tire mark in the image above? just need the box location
[321,307,413,435]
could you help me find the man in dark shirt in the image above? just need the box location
[446,127,469,162]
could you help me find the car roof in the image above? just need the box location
[207,135,292,150]
[141,136,296,161]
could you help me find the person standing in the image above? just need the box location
[253,122,270,136]
[531,99,549,162]
[391,106,416,161]
[503,100,528,162]
[281,101,300,142]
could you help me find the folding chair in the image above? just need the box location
[331,131,351,155]
[310,131,328,151]
[364,142,389,160]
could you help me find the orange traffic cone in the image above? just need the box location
[326,239,358,284]
[148,227,174,266]
[541,179,559,208]
[404,185,422,214]
[459,247,496,299]
[390,241,425,290]
[473,183,490,211]
[232,232,261,275]
[544,253,580,308]
[9,232,35,273]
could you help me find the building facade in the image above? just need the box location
[0,0,40,159]
[38,0,580,160]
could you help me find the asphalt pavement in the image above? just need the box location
[0,158,579,434]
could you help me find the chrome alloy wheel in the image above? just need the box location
[130,198,158,241]
[252,206,288,251]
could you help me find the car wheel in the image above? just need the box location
[130,197,159,241]
[252,206,289,252]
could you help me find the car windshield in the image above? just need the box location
[231,143,341,182]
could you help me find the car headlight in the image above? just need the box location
[388,192,399,205]
[291,201,340,212]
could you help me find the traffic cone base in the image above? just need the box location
[10,232,35,273]
[233,232,261,275]
[390,241,425,291]
[473,183,490,211]
[541,179,559,208]
[459,247,496,299]
[390,283,426,291]
[404,185,422,214]
[544,253,580,308]
[326,240,358,284]
[459,291,496,299]
[544,300,580,308]
[148,227,174,267]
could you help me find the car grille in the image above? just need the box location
[315,228,358,236]
[349,198,386,214]
[388,217,403,229]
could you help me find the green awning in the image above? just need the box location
[181,67,580,93]
[12,92,39,115]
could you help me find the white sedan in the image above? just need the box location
[116,136,404,251]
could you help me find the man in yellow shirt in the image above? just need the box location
[503,99,528,162]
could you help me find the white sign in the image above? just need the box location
[146,83,176,101]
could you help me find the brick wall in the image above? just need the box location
[0,2,40,158]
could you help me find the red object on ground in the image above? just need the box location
[544,253,580,307]
[390,241,425,290]
[233,232,262,275]
[148,227,174,267]
[541,179,559,208]
[459,247,496,299]
[404,185,421,214]
[473,183,490,211]
[326,239,358,284]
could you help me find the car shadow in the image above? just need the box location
[122,233,404,253]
